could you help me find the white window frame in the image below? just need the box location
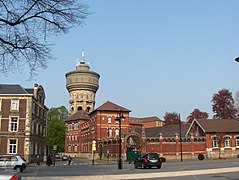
[212,137,219,148]
[11,99,19,111]
[224,137,231,148]
[68,124,72,131]
[236,137,239,148]
[108,128,112,137]
[74,144,78,152]
[8,139,17,154]
[107,116,112,124]
[115,128,119,137]
[9,117,18,132]
[68,145,71,152]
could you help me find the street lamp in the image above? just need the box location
[235,57,239,62]
[115,110,125,169]
[178,113,183,162]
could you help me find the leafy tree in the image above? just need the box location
[187,109,209,123]
[164,112,179,126]
[47,106,68,153]
[212,89,237,119]
[0,0,90,77]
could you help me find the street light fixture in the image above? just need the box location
[115,110,125,169]
[235,57,239,62]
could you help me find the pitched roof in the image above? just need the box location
[135,123,191,138]
[193,119,239,133]
[140,116,162,122]
[95,101,131,112]
[0,84,31,95]
[65,110,89,122]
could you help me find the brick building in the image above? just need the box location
[65,100,239,160]
[0,83,48,163]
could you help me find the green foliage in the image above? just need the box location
[46,106,68,153]
[198,154,205,161]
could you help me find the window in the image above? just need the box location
[68,124,72,131]
[224,137,231,148]
[236,137,239,147]
[68,145,71,152]
[108,128,112,137]
[9,117,18,132]
[9,139,17,154]
[115,128,119,137]
[107,116,112,124]
[212,137,219,148]
[74,123,79,130]
[74,144,78,152]
[11,100,19,111]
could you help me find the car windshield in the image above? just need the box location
[147,153,159,159]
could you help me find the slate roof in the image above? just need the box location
[140,116,162,122]
[135,123,191,138]
[65,110,89,122]
[0,84,32,94]
[94,101,131,112]
[192,119,239,133]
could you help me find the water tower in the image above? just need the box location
[65,51,100,114]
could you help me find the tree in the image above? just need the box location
[47,106,68,153]
[187,109,209,123]
[0,0,90,77]
[212,89,237,119]
[235,91,239,117]
[163,112,179,126]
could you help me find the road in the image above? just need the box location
[22,158,239,180]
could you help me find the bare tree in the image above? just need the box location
[235,91,239,117]
[0,0,90,77]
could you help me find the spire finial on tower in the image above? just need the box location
[81,50,85,63]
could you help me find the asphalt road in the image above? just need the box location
[21,158,239,180]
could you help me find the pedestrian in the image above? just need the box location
[236,154,239,163]
[36,155,40,166]
[68,155,72,165]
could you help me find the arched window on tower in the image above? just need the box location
[86,107,90,112]
[78,106,82,111]
[71,107,74,112]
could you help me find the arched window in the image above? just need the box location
[78,106,82,111]
[212,137,219,148]
[224,137,231,148]
[86,107,90,112]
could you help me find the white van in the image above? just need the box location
[0,155,26,173]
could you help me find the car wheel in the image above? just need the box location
[157,165,161,169]
[15,166,23,173]
[134,164,137,169]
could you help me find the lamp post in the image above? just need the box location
[115,110,125,169]
[235,57,239,62]
[178,113,183,162]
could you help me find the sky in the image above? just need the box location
[1,1,239,120]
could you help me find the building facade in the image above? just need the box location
[0,83,48,163]
[65,52,100,115]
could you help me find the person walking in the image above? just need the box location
[68,155,72,165]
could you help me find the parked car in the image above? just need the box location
[0,170,21,180]
[55,154,60,159]
[62,155,68,161]
[0,155,26,173]
[134,153,162,169]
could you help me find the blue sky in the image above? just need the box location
[1,1,239,120]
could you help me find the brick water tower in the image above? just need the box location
[65,51,100,115]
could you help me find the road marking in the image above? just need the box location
[23,167,239,180]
